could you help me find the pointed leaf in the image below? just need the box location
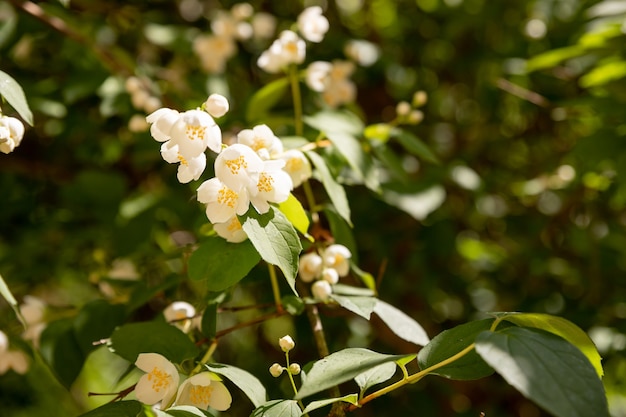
[354,362,397,394]
[525,45,586,72]
[326,131,379,192]
[0,272,24,326]
[205,362,267,408]
[0,70,33,125]
[498,312,603,378]
[78,400,148,417]
[277,193,311,239]
[392,129,439,164]
[330,294,377,319]
[73,299,126,356]
[39,318,85,388]
[301,394,359,415]
[250,400,301,417]
[303,110,364,135]
[475,327,609,417]
[246,77,290,123]
[109,321,199,363]
[417,319,495,380]
[156,406,215,417]
[240,206,302,295]
[373,299,429,346]
[296,348,411,399]
[306,151,351,226]
[188,237,261,291]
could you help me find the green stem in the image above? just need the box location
[268,264,284,313]
[289,64,304,136]
[285,352,309,416]
[350,343,476,411]
[190,340,218,376]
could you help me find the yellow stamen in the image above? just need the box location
[224,155,248,175]
[189,384,214,406]
[257,172,273,193]
[217,187,238,208]
[186,124,206,141]
[147,367,172,393]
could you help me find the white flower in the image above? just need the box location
[193,35,237,73]
[269,363,283,377]
[197,177,250,224]
[322,268,339,285]
[0,116,25,154]
[204,94,230,118]
[169,109,222,156]
[280,149,312,187]
[344,40,380,66]
[213,216,248,243]
[323,244,352,277]
[279,335,295,352]
[146,108,180,142]
[305,61,332,92]
[20,296,47,348]
[175,372,232,411]
[0,331,25,374]
[257,30,305,73]
[252,12,277,40]
[135,353,179,406]
[231,3,254,21]
[297,6,329,43]
[160,143,207,183]
[298,252,323,282]
[236,124,283,160]
[248,159,293,214]
[163,301,196,332]
[311,280,332,301]
[214,143,264,191]
[322,78,356,108]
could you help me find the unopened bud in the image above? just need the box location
[396,101,411,117]
[288,363,301,375]
[412,90,428,108]
[279,335,295,352]
[407,110,424,125]
[204,94,229,118]
[322,268,339,285]
[311,280,332,301]
[269,363,284,377]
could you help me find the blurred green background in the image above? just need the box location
[1,0,626,416]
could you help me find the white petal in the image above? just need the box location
[215,144,263,191]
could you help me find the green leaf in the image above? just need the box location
[157,406,215,417]
[205,363,267,408]
[296,348,412,399]
[240,206,302,294]
[331,284,375,297]
[109,321,199,363]
[73,299,126,356]
[200,302,217,338]
[277,193,311,239]
[330,294,377,319]
[417,319,495,380]
[0,70,33,125]
[498,312,603,377]
[302,394,359,415]
[354,362,397,394]
[525,45,586,72]
[250,400,301,417]
[580,60,626,88]
[323,207,357,262]
[392,129,439,164]
[187,237,261,291]
[0,272,24,326]
[373,299,429,346]
[364,123,392,143]
[475,327,610,417]
[349,262,376,292]
[303,110,364,135]
[78,400,148,417]
[306,151,352,226]
[326,131,379,192]
[282,295,305,315]
[39,318,85,388]
[246,77,290,123]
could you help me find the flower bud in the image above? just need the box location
[396,101,411,117]
[412,90,428,107]
[279,335,295,352]
[298,252,323,282]
[269,363,284,377]
[288,363,301,375]
[407,110,424,125]
[311,280,332,301]
[322,268,339,285]
[205,94,230,118]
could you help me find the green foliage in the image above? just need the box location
[204,363,267,408]
[0,70,33,125]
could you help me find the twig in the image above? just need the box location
[496,78,550,108]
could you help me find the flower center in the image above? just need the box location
[227,217,242,232]
[186,124,206,141]
[189,384,214,406]
[147,367,172,393]
[257,172,273,193]
[217,187,238,208]
[178,154,188,165]
[224,155,248,175]
[285,158,303,172]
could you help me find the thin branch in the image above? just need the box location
[496,78,550,108]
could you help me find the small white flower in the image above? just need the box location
[305,61,332,92]
[236,124,283,160]
[323,244,352,277]
[169,109,222,156]
[298,252,323,282]
[322,268,339,285]
[248,160,293,214]
[197,177,250,224]
[213,216,248,243]
[322,78,356,108]
[279,335,295,352]
[160,143,207,183]
[193,35,237,73]
[146,107,180,142]
[252,12,277,40]
[163,301,196,332]
[269,363,283,377]
[257,30,305,73]
[344,40,380,66]
[280,149,312,187]
[134,353,179,406]
[0,116,25,154]
[311,280,332,301]
[288,363,301,375]
[204,94,230,118]
[408,110,424,124]
[231,3,254,21]
[20,296,47,348]
[396,101,411,117]
[0,346,29,375]
[297,6,329,43]
[175,372,232,411]
[214,143,264,191]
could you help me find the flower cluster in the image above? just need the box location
[0,114,25,154]
[134,353,232,411]
[305,60,357,108]
[193,3,277,74]
[298,244,352,301]
[0,331,29,375]
[394,91,428,125]
[257,6,329,74]
[269,335,301,378]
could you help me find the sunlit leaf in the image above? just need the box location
[240,206,302,295]
[246,77,290,123]
[250,400,301,417]
[374,299,429,346]
[301,394,359,414]
[205,363,267,408]
[476,327,609,417]
[156,406,215,417]
[78,400,148,417]
[303,110,364,135]
[525,45,585,72]
[330,294,377,319]
[306,151,351,226]
[187,237,261,291]
[580,60,626,88]
[0,70,33,125]
[392,129,439,164]
[277,193,311,239]
[354,362,397,394]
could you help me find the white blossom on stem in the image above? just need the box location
[297,6,329,43]
[298,252,323,282]
[311,280,332,301]
[0,115,25,154]
[161,143,207,183]
[248,159,293,214]
[204,94,230,118]
[175,372,232,411]
[197,177,250,224]
[269,363,283,377]
[279,335,295,352]
[236,124,283,160]
[323,244,352,277]
[0,331,29,375]
[134,353,179,406]
[214,143,264,191]
[279,149,312,187]
[258,30,305,73]
[213,216,248,243]
[163,301,196,332]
